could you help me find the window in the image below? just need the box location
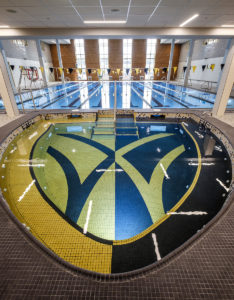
[123,39,132,77]
[99,39,109,74]
[13,40,28,47]
[145,39,157,79]
[74,39,87,80]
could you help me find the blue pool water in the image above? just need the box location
[0,81,234,110]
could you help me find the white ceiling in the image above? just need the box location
[0,0,234,28]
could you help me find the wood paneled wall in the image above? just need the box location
[85,39,100,81]
[154,40,181,80]
[132,39,146,80]
[50,39,181,82]
[109,39,123,80]
[50,40,78,81]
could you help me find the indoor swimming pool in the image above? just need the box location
[1,81,234,111]
[0,113,232,274]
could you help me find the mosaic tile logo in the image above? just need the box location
[31,125,198,242]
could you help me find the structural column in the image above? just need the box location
[0,49,19,117]
[216,38,233,91]
[56,39,65,83]
[0,41,17,94]
[212,43,234,117]
[167,39,175,82]
[36,39,48,87]
[184,39,194,87]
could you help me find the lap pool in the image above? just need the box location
[1,81,234,110]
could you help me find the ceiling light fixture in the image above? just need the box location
[180,14,199,27]
[84,20,126,24]
[0,25,9,28]
[221,24,234,27]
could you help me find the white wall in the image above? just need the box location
[176,39,229,86]
[2,40,54,90]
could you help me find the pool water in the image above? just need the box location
[0,116,232,273]
[1,81,234,110]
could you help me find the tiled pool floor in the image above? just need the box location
[0,116,232,273]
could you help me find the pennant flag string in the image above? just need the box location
[210,64,215,71]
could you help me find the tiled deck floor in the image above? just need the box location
[0,194,234,299]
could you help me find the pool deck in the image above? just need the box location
[0,110,234,299]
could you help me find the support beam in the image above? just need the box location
[36,39,48,87]
[56,39,65,83]
[184,39,194,87]
[0,40,17,94]
[216,38,233,92]
[212,43,234,117]
[167,38,175,82]
[0,49,19,117]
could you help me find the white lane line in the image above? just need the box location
[83,200,93,234]
[18,164,45,167]
[215,145,222,152]
[167,211,207,216]
[188,162,214,166]
[10,147,17,154]
[18,180,36,202]
[160,163,170,179]
[28,131,38,140]
[195,131,204,139]
[216,178,230,192]
[96,169,123,172]
[152,233,161,261]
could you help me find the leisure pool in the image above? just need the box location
[0,113,232,274]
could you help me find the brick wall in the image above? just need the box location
[50,40,78,81]
[85,40,100,81]
[109,39,123,80]
[154,40,181,80]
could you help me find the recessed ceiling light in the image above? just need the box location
[84,20,126,24]
[6,9,17,13]
[221,24,234,27]
[0,25,9,28]
[180,14,199,27]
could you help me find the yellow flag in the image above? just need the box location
[116,68,121,75]
[92,69,96,74]
[192,66,197,73]
[135,68,139,74]
[154,68,159,74]
[19,66,24,70]
[78,68,82,74]
[210,64,215,71]
[97,69,102,76]
[58,68,63,75]
[39,66,44,73]
[173,66,178,74]
[66,68,69,74]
